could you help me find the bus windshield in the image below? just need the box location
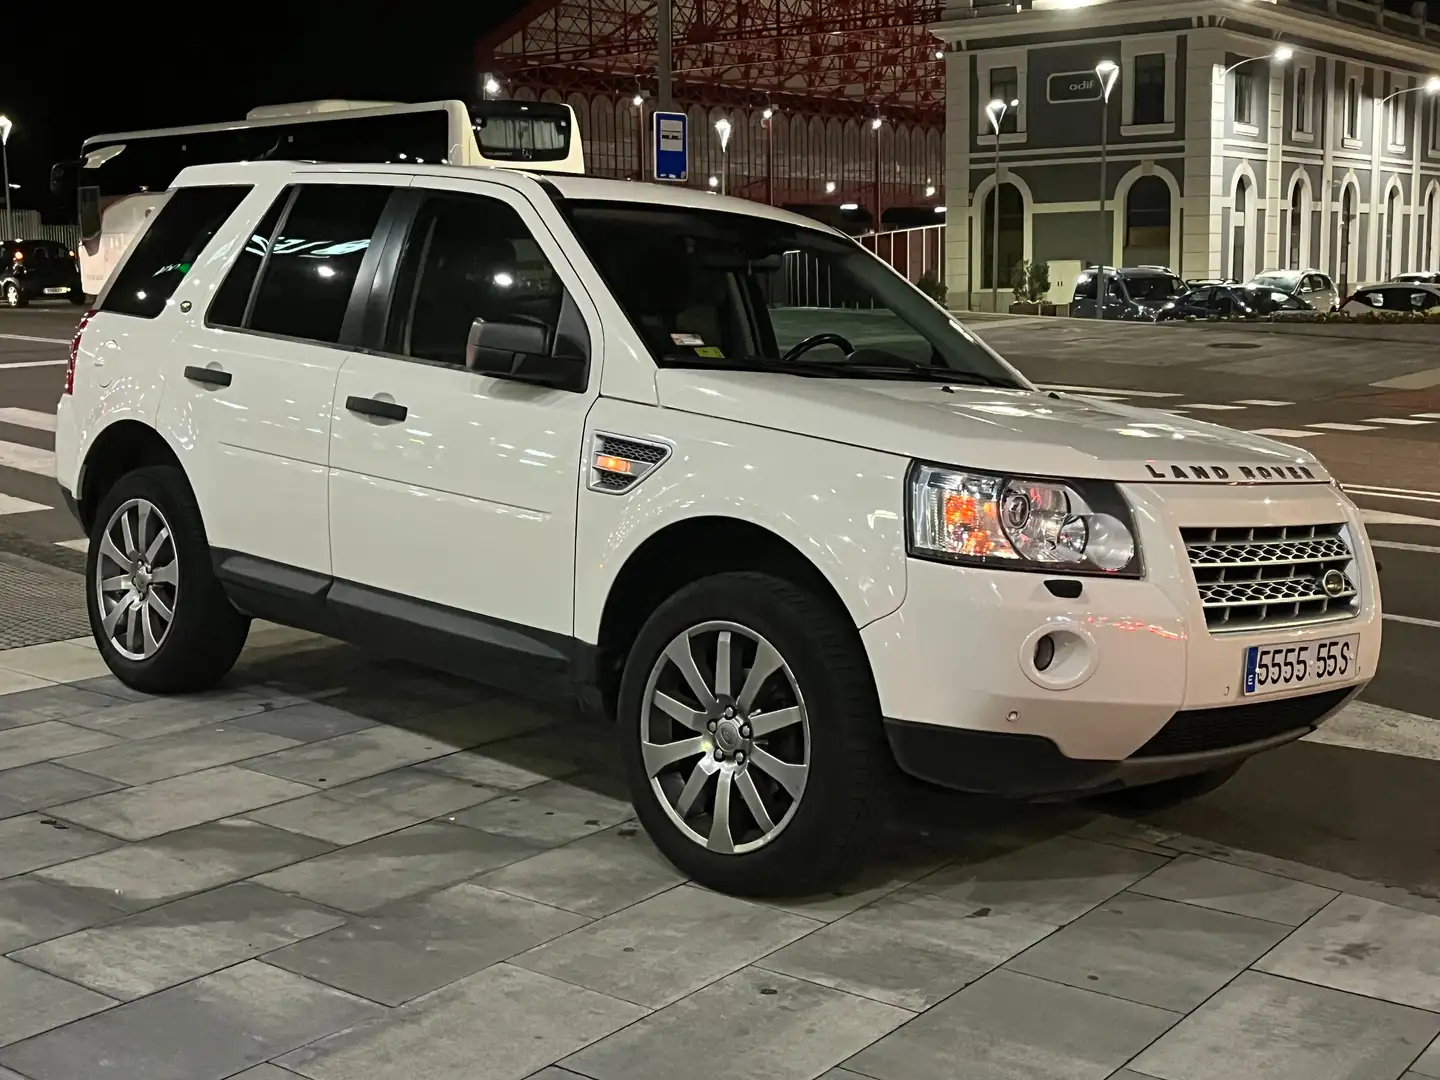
[468,101,573,163]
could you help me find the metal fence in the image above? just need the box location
[3,210,80,249]
[777,222,946,309]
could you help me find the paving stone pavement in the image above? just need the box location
[0,624,1435,1080]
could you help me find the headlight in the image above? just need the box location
[907,462,1142,577]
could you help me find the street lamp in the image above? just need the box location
[0,116,11,242]
[985,97,1018,313]
[482,75,501,97]
[714,116,732,195]
[1094,60,1119,319]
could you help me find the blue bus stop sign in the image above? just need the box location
[653,110,688,182]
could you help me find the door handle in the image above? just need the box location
[184,365,231,387]
[345,395,407,422]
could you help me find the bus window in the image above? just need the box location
[469,101,572,163]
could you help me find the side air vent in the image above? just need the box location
[588,433,672,494]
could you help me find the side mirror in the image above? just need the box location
[465,318,584,392]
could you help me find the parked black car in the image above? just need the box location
[1,239,86,307]
[1070,267,1190,320]
[1155,284,1310,321]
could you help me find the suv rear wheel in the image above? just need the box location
[618,571,886,896]
[2,282,24,308]
[86,466,250,693]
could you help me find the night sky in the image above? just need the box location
[0,7,524,220]
[2,0,1439,220]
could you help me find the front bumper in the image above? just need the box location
[862,482,1380,795]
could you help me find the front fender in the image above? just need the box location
[573,398,910,643]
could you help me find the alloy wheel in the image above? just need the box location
[94,498,179,660]
[3,284,17,307]
[640,620,810,854]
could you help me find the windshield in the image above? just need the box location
[564,201,1020,386]
[1238,287,1300,313]
[1125,275,1188,302]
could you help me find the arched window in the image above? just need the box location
[1232,176,1250,282]
[1385,186,1402,280]
[1339,183,1357,290]
[1426,186,1439,270]
[1124,175,1172,267]
[982,182,1025,289]
[1288,183,1304,269]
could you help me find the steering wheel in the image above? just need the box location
[782,332,855,363]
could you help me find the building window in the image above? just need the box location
[1133,54,1165,125]
[1295,68,1312,135]
[989,67,1019,134]
[1234,69,1256,128]
[1345,75,1361,141]
[1232,177,1250,281]
[1425,187,1437,269]
[1389,85,1409,148]
[1385,187,1402,280]
[1288,183,1305,270]
[1431,98,1440,154]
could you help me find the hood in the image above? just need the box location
[655,370,1331,484]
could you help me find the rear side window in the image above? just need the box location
[207,192,290,329]
[101,186,251,319]
[243,185,391,344]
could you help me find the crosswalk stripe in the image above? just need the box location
[1307,422,1380,431]
[0,408,56,433]
[1183,403,1246,410]
[0,494,49,515]
[1365,417,1434,425]
[0,360,67,369]
[1372,540,1440,554]
[0,440,56,476]
[1247,427,1323,438]
[0,333,70,345]
[1411,413,1440,420]
[1233,399,1295,406]
[1306,700,1440,761]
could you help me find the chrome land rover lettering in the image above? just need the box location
[1143,462,1318,482]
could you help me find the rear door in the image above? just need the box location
[158,176,405,575]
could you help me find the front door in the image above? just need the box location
[327,176,599,675]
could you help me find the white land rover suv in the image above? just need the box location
[55,161,1380,896]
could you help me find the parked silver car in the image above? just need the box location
[1245,269,1339,311]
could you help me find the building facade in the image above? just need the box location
[934,0,1440,309]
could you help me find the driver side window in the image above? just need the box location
[384,192,566,368]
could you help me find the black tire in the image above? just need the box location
[3,282,26,308]
[85,465,250,693]
[1093,761,1243,814]
[618,571,887,897]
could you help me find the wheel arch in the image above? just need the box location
[584,515,864,723]
[76,420,186,533]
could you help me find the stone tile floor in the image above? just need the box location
[0,625,1435,1080]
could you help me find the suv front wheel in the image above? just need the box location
[618,571,886,897]
[86,466,250,693]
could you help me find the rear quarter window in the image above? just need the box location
[101,185,252,319]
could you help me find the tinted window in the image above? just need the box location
[1354,288,1437,310]
[1073,272,1098,300]
[245,184,391,344]
[1124,274,1186,302]
[384,193,566,366]
[468,102,572,163]
[1188,287,1215,305]
[101,185,251,319]
[208,191,290,329]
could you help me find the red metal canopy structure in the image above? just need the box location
[477,1,948,225]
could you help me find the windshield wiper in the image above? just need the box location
[659,353,1017,388]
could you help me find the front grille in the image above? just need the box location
[1182,523,1360,633]
[1132,687,1352,757]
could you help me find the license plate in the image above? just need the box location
[43,287,69,295]
[1243,635,1359,696]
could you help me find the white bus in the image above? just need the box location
[55,98,584,296]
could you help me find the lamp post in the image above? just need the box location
[762,105,776,205]
[870,115,885,230]
[715,117,732,195]
[984,97,1018,313]
[1094,61,1119,319]
[1377,75,1440,278]
[0,116,11,241]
